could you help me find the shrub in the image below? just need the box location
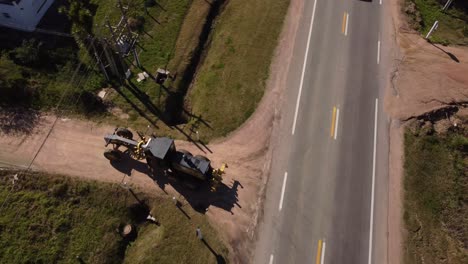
[10,39,43,67]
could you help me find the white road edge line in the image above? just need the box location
[368,98,378,264]
[279,172,288,211]
[334,108,340,140]
[321,241,326,264]
[291,0,319,135]
[377,39,381,64]
[345,13,349,36]
[269,254,274,264]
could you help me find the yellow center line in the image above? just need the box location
[330,107,337,137]
[316,239,323,264]
[342,12,347,34]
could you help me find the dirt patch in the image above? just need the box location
[385,1,468,121]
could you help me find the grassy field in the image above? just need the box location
[92,0,291,142]
[187,0,290,140]
[89,0,213,132]
[403,121,468,263]
[405,0,468,45]
[0,169,228,263]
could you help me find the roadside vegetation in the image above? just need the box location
[404,0,468,45]
[188,0,289,140]
[0,169,228,263]
[403,115,468,263]
[0,0,107,116]
[0,0,289,141]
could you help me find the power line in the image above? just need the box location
[0,11,114,211]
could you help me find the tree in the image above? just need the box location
[0,54,28,104]
[10,39,43,67]
[59,0,94,37]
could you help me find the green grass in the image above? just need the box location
[403,123,468,263]
[2,0,291,143]
[89,0,212,134]
[187,0,290,140]
[0,170,228,263]
[406,0,468,45]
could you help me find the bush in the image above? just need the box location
[10,39,43,67]
[404,1,423,30]
[0,54,29,104]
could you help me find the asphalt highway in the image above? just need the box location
[254,0,390,263]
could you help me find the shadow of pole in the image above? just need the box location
[183,109,213,129]
[144,7,161,24]
[201,239,226,264]
[113,87,159,128]
[176,204,191,220]
[129,188,145,205]
[428,41,460,63]
[154,1,167,12]
[119,82,212,153]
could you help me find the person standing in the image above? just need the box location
[196,227,203,240]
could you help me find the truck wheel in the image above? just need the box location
[104,149,123,161]
[179,149,192,157]
[116,127,133,139]
[194,155,210,162]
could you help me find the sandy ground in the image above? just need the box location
[384,1,468,263]
[0,0,301,263]
[385,3,468,120]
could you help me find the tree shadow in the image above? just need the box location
[161,0,226,126]
[0,108,41,135]
[133,0,224,127]
[429,41,460,63]
[201,239,226,264]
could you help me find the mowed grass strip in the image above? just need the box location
[403,124,468,264]
[0,170,228,264]
[188,0,290,140]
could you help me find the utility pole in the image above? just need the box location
[442,0,453,11]
[91,40,110,81]
[117,0,142,68]
[425,21,439,40]
[89,1,143,83]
